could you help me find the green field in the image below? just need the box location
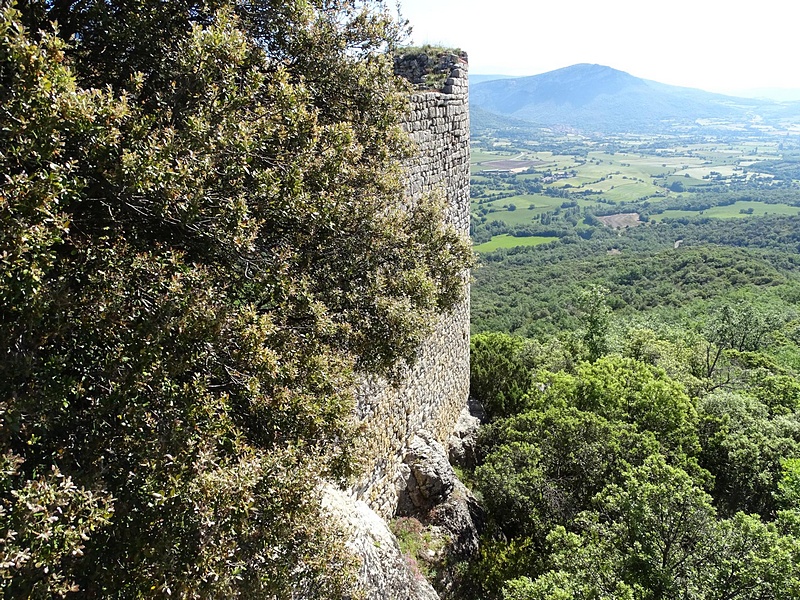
[470,134,798,247]
[578,178,661,202]
[473,234,559,252]
[652,201,800,221]
[476,194,566,219]
[471,149,516,163]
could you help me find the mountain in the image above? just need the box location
[469,105,539,135]
[731,87,800,102]
[469,74,514,86]
[470,63,799,133]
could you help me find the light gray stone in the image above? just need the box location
[322,486,440,600]
[447,397,485,469]
[397,431,456,514]
[428,479,484,558]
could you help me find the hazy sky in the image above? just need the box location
[397,0,799,95]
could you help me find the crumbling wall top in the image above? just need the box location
[394,46,468,92]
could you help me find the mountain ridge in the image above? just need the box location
[470,63,799,132]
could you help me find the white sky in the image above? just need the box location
[396,0,800,95]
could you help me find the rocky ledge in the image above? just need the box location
[325,398,485,599]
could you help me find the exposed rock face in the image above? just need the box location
[326,418,485,598]
[397,431,456,515]
[322,486,439,600]
[428,480,484,559]
[447,397,485,469]
[396,431,484,560]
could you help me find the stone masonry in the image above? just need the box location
[349,51,470,519]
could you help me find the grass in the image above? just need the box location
[474,234,559,252]
[477,207,538,226]
[602,181,662,203]
[473,194,568,224]
[470,149,519,172]
[652,201,800,221]
[664,174,710,187]
[390,517,447,581]
[470,138,792,230]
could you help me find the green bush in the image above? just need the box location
[470,333,537,419]
[0,1,471,596]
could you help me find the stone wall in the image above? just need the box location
[349,51,470,519]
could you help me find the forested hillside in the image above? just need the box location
[472,216,800,337]
[461,214,800,598]
[0,1,471,597]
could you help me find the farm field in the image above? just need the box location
[469,131,800,251]
[478,193,565,213]
[651,200,800,221]
[473,234,559,252]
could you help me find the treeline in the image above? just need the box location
[747,153,800,181]
[472,216,800,337]
[470,219,579,245]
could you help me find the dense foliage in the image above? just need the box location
[472,216,800,338]
[463,59,800,600]
[0,1,471,597]
[465,217,800,598]
[464,315,800,599]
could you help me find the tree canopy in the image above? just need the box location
[0,1,471,596]
[463,325,800,600]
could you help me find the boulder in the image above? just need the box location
[396,431,456,515]
[322,486,439,600]
[428,479,484,558]
[394,429,485,595]
[395,429,484,557]
[447,397,485,469]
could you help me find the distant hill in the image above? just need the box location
[470,105,538,135]
[470,74,514,86]
[731,88,800,102]
[470,63,800,133]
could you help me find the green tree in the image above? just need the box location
[506,457,800,600]
[669,180,685,193]
[577,285,611,362]
[777,458,800,510]
[698,391,800,519]
[470,332,538,419]
[594,456,718,597]
[476,406,660,542]
[695,301,780,387]
[0,2,471,597]
[563,357,700,460]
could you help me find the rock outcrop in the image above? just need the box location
[322,486,439,600]
[396,431,456,515]
[447,397,485,470]
[325,418,485,599]
[396,430,484,564]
